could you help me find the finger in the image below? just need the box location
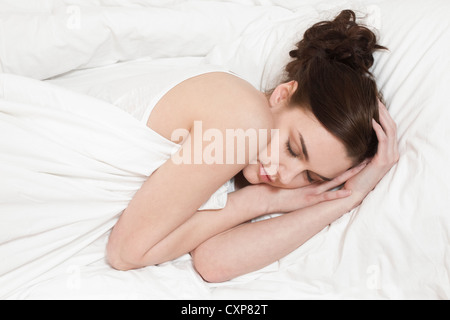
[378,104,397,138]
[375,109,398,151]
[320,189,352,202]
[318,162,368,192]
[335,162,367,184]
[372,119,387,158]
[373,118,401,167]
[372,119,387,143]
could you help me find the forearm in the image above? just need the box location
[139,187,267,266]
[192,195,352,283]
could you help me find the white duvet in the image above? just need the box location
[1,0,449,299]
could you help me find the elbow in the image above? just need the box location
[191,247,232,284]
[106,245,136,271]
[107,253,135,272]
[107,231,171,271]
[106,236,147,272]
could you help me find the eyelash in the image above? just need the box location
[286,140,299,158]
[306,172,315,183]
[286,140,315,183]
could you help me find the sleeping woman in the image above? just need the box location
[106,10,399,283]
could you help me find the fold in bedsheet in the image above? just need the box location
[0,74,169,297]
[0,1,290,80]
[0,73,228,297]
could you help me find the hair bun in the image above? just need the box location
[288,10,386,77]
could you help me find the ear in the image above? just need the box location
[268,81,298,109]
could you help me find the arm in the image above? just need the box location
[191,192,354,283]
[107,85,273,271]
[107,145,244,270]
[190,165,365,283]
[130,185,269,265]
[109,160,362,269]
[134,165,360,265]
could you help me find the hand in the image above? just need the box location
[257,163,367,214]
[343,101,400,210]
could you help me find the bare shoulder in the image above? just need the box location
[185,72,273,130]
[148,71,273,147]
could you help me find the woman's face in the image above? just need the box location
[243,83,354,189]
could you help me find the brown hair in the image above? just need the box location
[285,10,387,164]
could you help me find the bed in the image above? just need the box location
[0,0,449,300]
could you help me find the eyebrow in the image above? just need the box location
[299,133,309,162]
[298,132,332,182]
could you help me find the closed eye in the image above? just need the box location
[287,141,316,183]
[286,140,300,158]
[288,135,332,183]
[306,171,315,183]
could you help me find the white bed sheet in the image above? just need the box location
[1,0,449,299]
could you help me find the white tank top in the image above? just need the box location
[113,64,234,124]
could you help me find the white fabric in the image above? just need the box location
[47,58,236,211]
[0,1,288,80]
[0,70,230,298]
[49,58,227,124]
[48,57,206,121]
[0,0,449,299]
[0,73,169,297]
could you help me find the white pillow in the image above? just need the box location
[0,1,289,80]
[204,0,388,91]
[204,8,314,91]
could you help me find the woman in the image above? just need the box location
[107,10,399,282]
